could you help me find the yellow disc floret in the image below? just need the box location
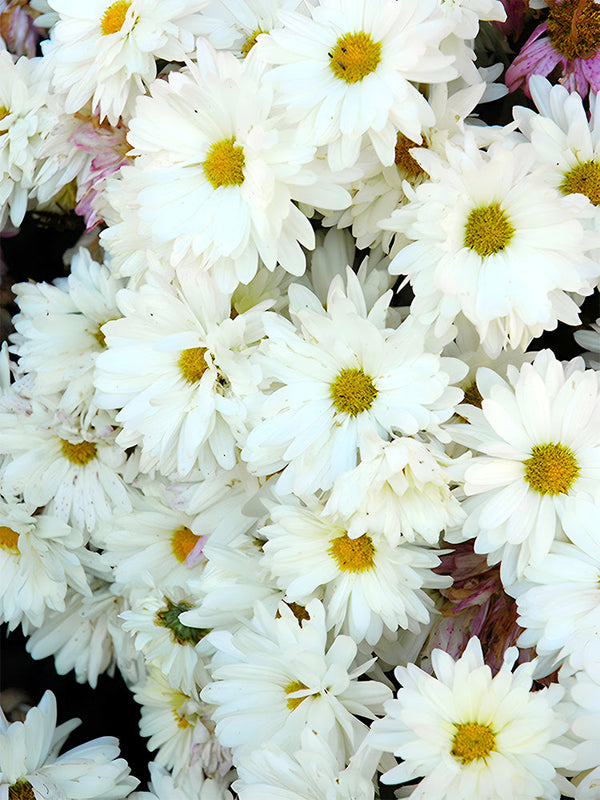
[560,160,600,205]
[328,532,375,573]
[547,0,600,60]
[463,202,515,257]
[0,526,19,554]
[9,781,36,800]
[203,138,245,189]
[60,439,97,466]
[451,722,496,765]
[284,679,310,711]
[330,367,377,416]
[178,346,209,384]
[241,28,266,58]
[171,525,200,563]
[329,31,382,84]
[100,0,132,35]
[523,442,580,496]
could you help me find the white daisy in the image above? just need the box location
[200,599,392,760]
[131,760,233,800]
[94,269,267,478]
[0,401,133,533]
[560,667,600,800]
[0,690,138,799]
[120,582,214,694]
[43,0,208,124]
[368,637,573,800]
[194,0,307,59]
[10,247,124,418]
[447,350,600,583]
[260,497,450,645]
[0,496,91,633]
[0,50,54,229]
[134,667,232,781]
[510,497,600,676]
[242,279,465,494]
[106,41,350,290]
[258,0,457,169]
[382,134,600,355]
[324,430,466,546]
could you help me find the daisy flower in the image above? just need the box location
[261,497,450,645]
[131,760,233,800]
[42,0,209,124]
[560,667,600,800]
[368,637,573,800]
[0,50,54,229]
[10,247,124,419]
[323,430,466,546]
[447,349,600,583]
[258,0,457,169]
[514,75,600,217]
[0,401,133,533]
[510,496,600,675]
[134,667,232,781]
[383,134,600,354]
[106,41,350,290]
[0,690,138,799]
[200,599,392,761]
[94,269,267,478]
[194,0,307,59]
[0,496,91,632]
[242,279,465,495]
[505,0,600,98]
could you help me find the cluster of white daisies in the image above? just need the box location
[1,0,600,798]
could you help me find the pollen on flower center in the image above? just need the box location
[241,28,266,58]
[560,159,600,205]
[463,202,515,257]
[203,138,245,189]
[330,367,377,416]
[155,597,209,645]
[178,346,209,384]
[328,532,376,573]
[395,133,426,178]
[171,526,201,563]
[328,31,382,84]
[284,679,310,711]
[547,0,600,60]
[0,526,19,554]
[60,439,97,466]
[100,0,132,36]
[0,105,9,122]
[523,442,580,496]
[8,781,36,800]
[451,722,496,765]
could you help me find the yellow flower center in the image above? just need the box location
[171,525,200,563]
[203,138,245,189]
[178,346,209,384]
[284,680,310,711]
[328,31,382,84]
[560,159,600,205]
[9,781,36,800]
[548,0,600,60]
[463,202,515,258]
[60,439,97,466]
[0,105,9,124]
[330,367,377,416]
[241,28,266,58]
[328,532,375,573]
[451,722,496,765]
[0,526,19,554]
[100,0,132,35]
[523,442,580,496]
[395,133,426,178]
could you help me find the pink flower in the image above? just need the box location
[495,0,533,40]
[0,1,42,58]
[506,0,600,97]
